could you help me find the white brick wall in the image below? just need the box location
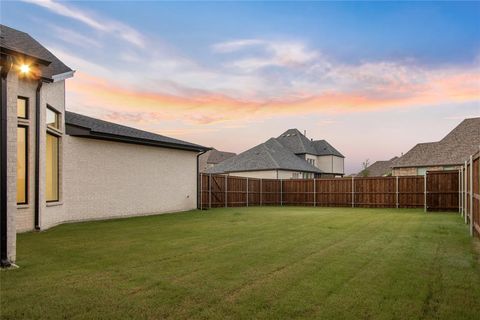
[51,137,198,227]
[6,71,18,262]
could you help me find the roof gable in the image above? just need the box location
[393,117,480,168]
[205,138,322,174]
[276,129,317,154]
[0,24,72,80]
[276,128,344,157]
[207,149,236,164]
[359,157,398,176]
[312,140,345,158]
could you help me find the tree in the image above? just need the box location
[361,159,370,177]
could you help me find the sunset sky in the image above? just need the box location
[3,1,479,173]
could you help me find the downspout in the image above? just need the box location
[0,56,13,267]
[34,81,43,230]
[196,149,207,209]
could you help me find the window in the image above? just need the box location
[17,97,29,205]
[17,97,28,119]
[17,127,28,204]
[46,106,60,130]
[46,133,59,202]
[307,158,315,166]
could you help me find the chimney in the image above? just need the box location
[304,130,307,137]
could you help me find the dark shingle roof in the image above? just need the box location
[312,140,344,157]
[0,24,72,80]
[65,111,208,152]
[205,138,323,174]
[276,129,344,157]
[393,118,480,168]
[206,149,236,164]
[359,157,398,177]
[276,129,317,154]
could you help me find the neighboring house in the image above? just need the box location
[199,148,236,172]
[358,157,398,177]
[0,25,208,266]
[391,117,480,176]
[206,129,344,179]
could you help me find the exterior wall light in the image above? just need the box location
[19,64,31,74]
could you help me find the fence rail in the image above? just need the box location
[199,172,459,212]
[461,148,480,237]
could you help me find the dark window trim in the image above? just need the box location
[17,96,29,120]
[17,125,28,205]
[46,132,60,203]
[46,104,61,131]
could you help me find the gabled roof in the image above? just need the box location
[0,24,73,80]
[359,157,398,177]
[276,128,344,157]
[276,129,318,154]
[65,111,208,152]
[312,140,344,158]
[205,138,323,174]
[392,117,480,168]
[205,149,236,164]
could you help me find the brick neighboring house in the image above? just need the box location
[391,117,480,176]
[199,148,236,172]
[0,25,208,265]
[206,129,345,179]
[358,157,398,177]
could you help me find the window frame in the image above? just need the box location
[17,96,29,119]
[45,132,60,203]
[16,125,28,205]
[46,105,61,132]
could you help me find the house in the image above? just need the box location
[0,24,208,266]
[358,157,398,177]
[391,118,480,176]
[206,129,344,179]
[199,148,236,172]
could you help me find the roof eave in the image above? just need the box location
[66,123,209,152]
[52,70,75,82]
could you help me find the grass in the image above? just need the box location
[1,207,479,320]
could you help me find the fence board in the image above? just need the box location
[200,173,457,211]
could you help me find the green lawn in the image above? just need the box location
[1,207,479,320]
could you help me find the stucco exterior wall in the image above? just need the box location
[228,170,303,179]
[317,155,344,175]
[52,136,198,227]
[332,156,344,174]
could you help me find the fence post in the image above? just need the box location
[246,178,249,207]
[351,176,354,208]
[313,178,316,207]
[458,169,462,214]
[260,179,263,206]
[465,161,468,224]
[460,168,464,217]
[424,174,427,213]
[280,179,283,206]
[225,175,228,208]
[396,176,399,209]
[470,155,473,236]
[200,173,203,210]
[209,174,212,209]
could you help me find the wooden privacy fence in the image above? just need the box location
[199,172,459,212]
[460,148,480,237]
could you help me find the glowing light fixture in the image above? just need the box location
[19,64,30,74]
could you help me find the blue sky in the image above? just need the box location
[2,1,479,173]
